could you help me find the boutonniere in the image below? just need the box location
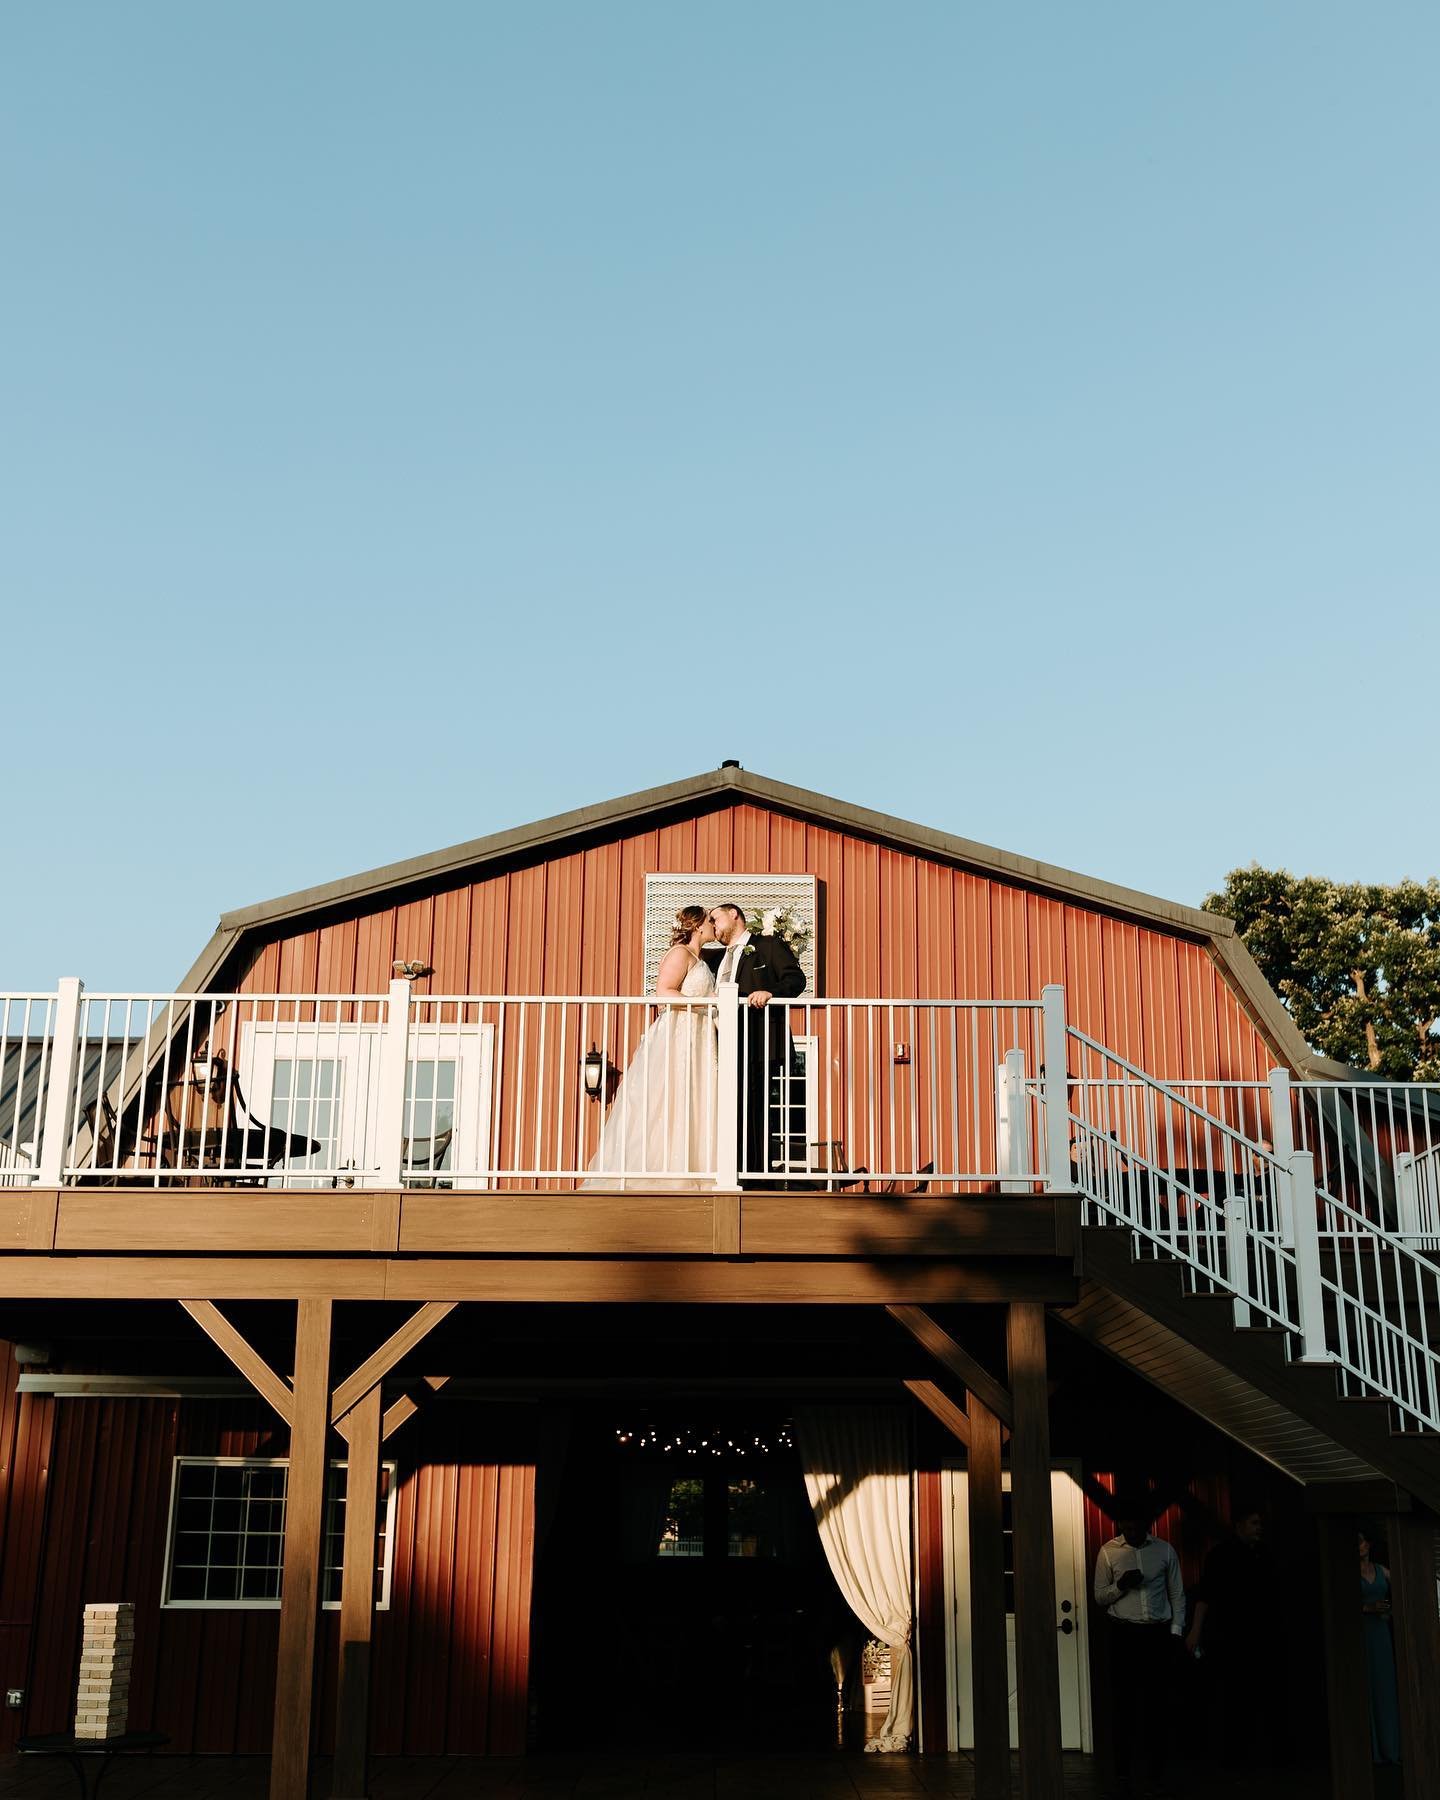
[742,944,757,957]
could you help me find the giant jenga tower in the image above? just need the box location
[73,1602,134,1740]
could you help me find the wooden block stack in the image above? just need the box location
[73,1602,134,1740]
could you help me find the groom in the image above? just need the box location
[707,903,806,1184]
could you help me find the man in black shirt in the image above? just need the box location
[1186,1507,1274,1766]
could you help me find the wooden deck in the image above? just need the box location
[0,1751,1354,1799]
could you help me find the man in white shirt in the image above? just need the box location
[1094,1506,1185,1798]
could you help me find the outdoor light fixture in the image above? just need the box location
[583,1045,607,1099]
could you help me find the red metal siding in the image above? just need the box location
[231,799,1283,1081]
[0,1347,56,1751]
[15,1395,535,1755]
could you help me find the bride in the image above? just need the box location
[583,906,718,1189]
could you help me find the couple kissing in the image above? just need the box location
[583,903,806,1189]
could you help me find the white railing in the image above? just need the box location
[0,995,57,1187]
[1060,1022,1440,1434]
[1,983,1047,1194]
[10,976,1440,1429]
[1062,1031,1302,1336]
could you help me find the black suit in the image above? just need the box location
[724,934,806,1182]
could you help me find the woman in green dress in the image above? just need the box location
[1359,1523,1401,1765]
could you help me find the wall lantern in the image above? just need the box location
[583,1045,608,1100]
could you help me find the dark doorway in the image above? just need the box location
[531,1408,855,1752]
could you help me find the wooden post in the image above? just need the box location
[1388,1513,1440,1799]
[332,1383,382,1800]
[271,1298,333,1800]
[968,1395,1010,1800]
[1006,1302,1063,1799]
[1316,1514,1374,1800]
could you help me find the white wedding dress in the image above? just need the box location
[583,955,718,1189]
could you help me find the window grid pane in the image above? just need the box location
[167,1459,392,1609]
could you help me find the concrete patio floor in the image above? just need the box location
[0,1749,1357,1799]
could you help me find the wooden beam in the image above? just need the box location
[0,1259,386,1299]
[968,1396,1010,1800]
[887,1304,1014,1427]
[179,1300,293,1425]
[383,1259,1077,1305]
[904,1378,970,1446]
[0,1256,1077,1304]
[1006,1302,1063,1800]
[381,1375,449,1443]
[271,1299,333,1800]
[1388,1513,1440,1800]
[1316,1513,1374,1800]
[332,1384,381,1800]
[330,1302,455,1426]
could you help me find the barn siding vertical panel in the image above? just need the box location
[0,1350,56,1752]
[694,807,735,870]
[430,888,472,996]
[468,872,511,994]
[354,911,397,994]
[914,1463,949,1752]
[732,803,772,869]
[579,843,623,998]
[315,918,360,994]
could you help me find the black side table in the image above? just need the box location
[17,1730,169,1799]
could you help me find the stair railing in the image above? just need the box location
[1048,1000,1440,1434]
[1058,1021,1302,1341]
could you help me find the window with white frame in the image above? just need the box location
[161,1457,397,1610]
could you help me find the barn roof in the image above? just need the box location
[176,764,1341,1076]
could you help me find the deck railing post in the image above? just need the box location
[997,1048,1031,1193]
[1040,985,1071,1192]
[37,978,84,1187]
[374,978,412,1187]
[1227,1195,1252,1328]
[1289,1150,1330,1361]
[1268,1068,1296,1244]
[1395,1154,1419,1238]
[715,982,740,1190]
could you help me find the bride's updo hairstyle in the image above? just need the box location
[670,905,708,947]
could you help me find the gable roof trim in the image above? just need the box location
[180,766,1338,1077]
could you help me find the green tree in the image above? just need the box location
[1203,869,1440,1080]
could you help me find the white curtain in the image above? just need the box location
[795,1406,914,1752]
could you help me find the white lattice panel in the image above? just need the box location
[643,873,817,994]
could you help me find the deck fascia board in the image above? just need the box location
[4,1189,1068,1259]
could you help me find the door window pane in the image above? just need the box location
[657,1476,706,1557]
[268,1058,342,1183]
[404,1059,457,1181]
[727,1476,783,1558]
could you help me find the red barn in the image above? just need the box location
[0,766,1435,1800]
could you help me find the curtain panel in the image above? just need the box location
[795,1406,914,1752]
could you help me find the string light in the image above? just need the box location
[614,1419,794,1458]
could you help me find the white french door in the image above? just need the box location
[240,1020,493,1188]
[939,1460,1092,1752]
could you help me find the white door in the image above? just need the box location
[240,1020,493,1188]
[940,1461,1092,1752]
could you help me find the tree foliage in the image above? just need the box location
[1203,868,1440,1080]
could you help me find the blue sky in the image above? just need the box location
[4,3,1436,989]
